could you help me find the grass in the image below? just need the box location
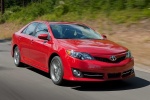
[1,0,149,24]
[0,23,23,39]
[109,9,150,24]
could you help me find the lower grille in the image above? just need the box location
[82,72,104,79]
[108,73,121,78]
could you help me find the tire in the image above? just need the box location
[13,46,23,67]
[50,56,64,85]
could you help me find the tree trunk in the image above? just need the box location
[22,0,25,7]
[1,0,4,14]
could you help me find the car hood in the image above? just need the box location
[57,39,128,55]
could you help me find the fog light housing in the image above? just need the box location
[72,68,83,77]
[131,68,134,74]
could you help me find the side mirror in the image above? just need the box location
[102,34,107,39]
[38,34,48,40]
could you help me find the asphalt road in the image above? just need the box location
[0,41,150,100]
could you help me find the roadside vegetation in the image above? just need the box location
[0,0,150,24]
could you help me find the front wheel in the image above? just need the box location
[50,56,64,85]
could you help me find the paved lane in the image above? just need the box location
[0,41,150,100]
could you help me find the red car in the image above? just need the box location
[11,21,135,85]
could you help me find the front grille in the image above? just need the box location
[94,56,126,63]
[122,69,134,77]
[108,73,121,78]
[82,72,104,79]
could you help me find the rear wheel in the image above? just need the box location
[13,46,23,67]
[50,56,64,85]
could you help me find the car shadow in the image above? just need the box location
[69,77,150,91]
[26,66,50,78]
[25,66,150,91]
[0,38,11,43]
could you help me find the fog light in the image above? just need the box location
[72,69,83,77]
[131,68,134,73]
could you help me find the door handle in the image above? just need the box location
[31,39,34,44]
[18,36,21,41]
[43,40,48,43]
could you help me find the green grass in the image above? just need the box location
[0,0,150,24]
[109,9,150,24]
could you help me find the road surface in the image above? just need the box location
[0,41,150,100]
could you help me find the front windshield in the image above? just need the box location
[50,24,103,39]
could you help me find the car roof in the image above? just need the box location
[49,22,78,24]
[31,21,83,25]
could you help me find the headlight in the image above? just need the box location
[66,50,94,60]
[126,51,132,58]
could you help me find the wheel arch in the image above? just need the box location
[48,53,60,69]
[12,44,18,57]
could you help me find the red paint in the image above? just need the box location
[11,21,135,82]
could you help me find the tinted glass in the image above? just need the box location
[34,23,49,37]
[22,28,27,34]
[50,24,103,39]
[23,22,38,35]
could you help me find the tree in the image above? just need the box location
[0,0,5,14]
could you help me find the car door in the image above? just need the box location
[19,22,39,64]
[29,23,52,72]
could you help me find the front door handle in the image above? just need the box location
[18,36,21,41]
[43,40,48,43]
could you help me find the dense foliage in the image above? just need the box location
[0,0,150,24]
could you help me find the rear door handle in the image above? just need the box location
[31,39,34,44]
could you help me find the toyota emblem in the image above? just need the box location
[110,56,117,61]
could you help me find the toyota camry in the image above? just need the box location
[11,21,135,85]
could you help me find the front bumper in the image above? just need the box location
[63,57,135,82]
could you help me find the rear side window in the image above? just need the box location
[22,22,38,35]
